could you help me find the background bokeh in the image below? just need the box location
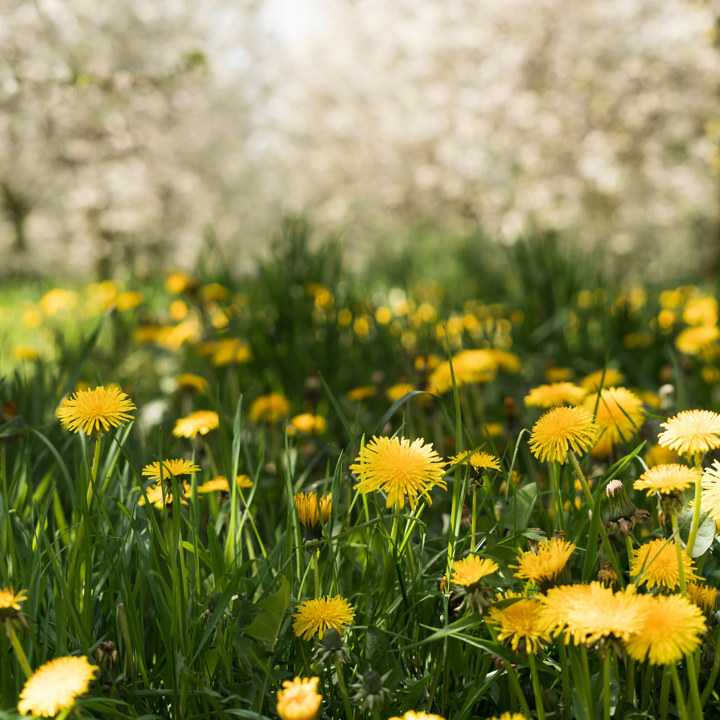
[2,0,719,281]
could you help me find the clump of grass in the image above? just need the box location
[0,224,719,719]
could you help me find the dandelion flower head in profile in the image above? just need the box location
[633,463,699,496]
[486,714,531,720]
[293,595,355,641]
[450,450,501,474]
[142,458,201,482]
[56,385,135,435]
[18,655,98,717]
[196,474,252,494]
[540,582,646,646]
[449,555,499,590]
[350,435,447,509]
[138,482,190,508]
[524,382,587,408]
[625,593,706,665]
[528,406,599,464]
[172,410,219,439]
[486,592,549,654]
[294,491,332,530]
[687,582,719,615]
[276,677,322,720]
[630,538,699,591]
[657,409,720,458]
[583,387,644,457]
[512,537,575,589]
[0,586,27,615]
[249,393,291,423]
[389,713,447,720]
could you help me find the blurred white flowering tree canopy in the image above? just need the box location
[1,0,719,277]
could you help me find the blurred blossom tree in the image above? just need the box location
[0,0,276,277]
[269,0,720,280]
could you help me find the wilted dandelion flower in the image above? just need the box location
[512,537,575,591]
[57,385,135,435]
[634,464,699,495]
[540,583,646,645]
[18,656,98,717]
[276,677,322,720]
[486,592,549,654]
[625,594,706,665]
[528,406,599,464]
[173,410,219,439]
[630,539,699,591]
[350,435,447,509]
[250,393,291,423]
[524,382,587,408]
[583,387,644,457]
[657,409,720,458]
[142,458,201,482]
[293,596,355,641]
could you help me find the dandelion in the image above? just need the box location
[583,387,644,457]
[18,656,98,717]
[350,435,447,509]
[196,475,252,494]
[630,539,699,591]
[698,460,720,529]
[0,586,27,617]
[528,406,599,464]
[56,385,135,435]
[634,464,699,495]
[142,458,201,482]
[250,393,291,423]
[676,324,720,355]
[580,368,625,391]
[288,413,327,435]
[657,409,720,458]
[172,410,219,439]
[687,582,718,615]
[386,382,415,403]
[389,713,447,720]
[486,714,531,720]
[450,451,501,474]
[138,483,190,507]
[512,537,575,591]
[449,556,499,589]
[293,595,355,641]
[625,594,706,665]
[540,583,646,645]
[276,677,322,720]
[176,373,208,394]
[295,492,332,531]
[524,382,587,408]
[486,592,549,654]
[346,385,377,401]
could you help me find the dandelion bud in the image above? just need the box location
[605,479,636,521]
[350,668,393,712]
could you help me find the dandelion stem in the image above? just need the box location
[670,664,689,720]
[700,625,720,707]
[333,656,353,720]
[685,458,703,558]
[527,652,546,720]
[557,640,572,720]
[7,624,32,679]
[552,462,565,532]
[602,651,610,720]
[502,658,533,718]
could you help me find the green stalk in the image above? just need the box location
[471,487,478,552]
[602,652,610,720]
[670,664,689,720]
[313,550,321,598]
[527,653,546,720]
[623,655,635,707]
[333,657,353,720]
[7,624,32,679]
[552,462,565,532]
[659,664,670,720]
[502,659,533,718]
[685,454,704,556]
[557,640,572,720]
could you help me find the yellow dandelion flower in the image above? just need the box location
[583,387,644,457]
[512,537,575,589]
[450,451,501,473]
[196,475,253,494]
[625,594,706,665]
[698,460,720,529]
[630,539,699,591]
[276,676,322,720]
[687,582,718,615]
[11,345,40,361]
[176,373,208,394]
[580,368,625,391]
[138,482,190,507]
[172,410,219,439]
[540,583,646,645]
[18,656,98,717]
[657,409,720,458]
[389,713,447,720]
[486,592,549,654]
[346,385,377,402]
[486,714,531,720]
[528,406,599,464]
[676,324,720,356]
[142,458,201,482]
[449,556,499,588]
[294,492,332,530]
[350,435,447,509]
[0,586,27,614]
[683,295,718,326]
[292,595,355,641]
[524,382,587,408]
[56,385,135,435]
[250,393,291,423]
[633,464,699,495]
[288,413,327,436]
[386,382,415,403]
[428,349,498,394]
[165,270,196,294]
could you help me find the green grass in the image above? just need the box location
[0,222,719,720]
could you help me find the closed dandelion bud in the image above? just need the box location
[605,479,636,521]
[350,668,393,712]
[312,627,351,665]
[95,641,119,671]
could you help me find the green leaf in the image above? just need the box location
[678,508,716,558]
[245,576,291,649]
[499,482,537,532]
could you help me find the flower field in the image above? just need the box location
[1,227,719,720]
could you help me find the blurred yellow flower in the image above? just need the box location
[250,393,291,423]
[512,537,575,589]
[486,592,549,654]
[288,413,327,435]
[580,368,624,391]
[142,458,201,482]
[630,539,698,591]
[276,676,322,720]
[173,410,219,439]
[583,387,644,457]
[524,382,587,408]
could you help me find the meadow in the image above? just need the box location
[1,223,719,720]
